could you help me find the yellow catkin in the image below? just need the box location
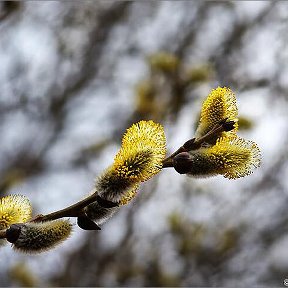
[11,220,72,254]
[95,120,166,205]
[195,87,238,140]
[203,136,261,179]
[113,120,166,183]
[0,195,32,230]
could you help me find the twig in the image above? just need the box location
[31,191,99,222]
[162,118,236,168]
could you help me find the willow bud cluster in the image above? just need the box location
[173,87,261,179]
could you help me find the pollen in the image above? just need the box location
[113,120,166,183]
[119,184,139,206]
[0,195,32,230]
[195,87,238,140]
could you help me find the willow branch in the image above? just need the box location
[5,120,235,225]
[10,119,235,224]
[31,191,99,222]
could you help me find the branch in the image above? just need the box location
[31,191,99,222]
[162,118,236,168]
[1,118,235,238]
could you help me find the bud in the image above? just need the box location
[96,155,150,203]
[0,195,32,230]
[83,185,138,228]
[172,152,194,175]
[84,202,119,226]
[119,186,138,206]
[115,120,166,182]
[6,220,72,253]
[77,215,101,231]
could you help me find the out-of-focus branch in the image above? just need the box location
[0,1,20,22]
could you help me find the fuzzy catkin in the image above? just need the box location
[91,120,166,211]
[173,136,261,179]
[8,220,72,253]
[195,87,238,144]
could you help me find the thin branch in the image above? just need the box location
[162,119,236,168]
[31,191,99,222]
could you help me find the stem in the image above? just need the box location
[0,230,6,239]
[162,146,186,168]
[162,119,236,168]
[31,191,99,222]
[185,122,225,149]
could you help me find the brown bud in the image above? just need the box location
[6,224,23,243]
[220,118,236,132]
[183,138,196,151]
[77,215,101,231]
[173,152,193,174]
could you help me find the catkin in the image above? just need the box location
[7,220,72,253]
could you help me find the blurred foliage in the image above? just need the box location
[9,262,38,287]
[134,52,214,123]
[0,152,44,194]
[0,1,21,21]
[185,64,214,84]
[168,212,239,262]
[73,139,111,166]
[148,52,180,74]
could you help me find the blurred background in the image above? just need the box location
[0,1,288,287]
